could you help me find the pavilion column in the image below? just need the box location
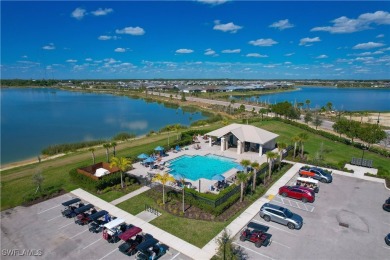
[208,137,212,147]
[259,145,263,156]
[237,141,242,154]
[221,137,226,151]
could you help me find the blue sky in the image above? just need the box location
[1,1,390,79]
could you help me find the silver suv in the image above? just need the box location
[259,203,303,230]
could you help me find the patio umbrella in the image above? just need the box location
[212,174,225,181]
[143,157,156,163]
[154,146,165,151]
[137,153,149,159]
[173,173,185,180]
[235,165,245,171]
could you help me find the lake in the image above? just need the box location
[243,86,390,112]
[0,88,206,165]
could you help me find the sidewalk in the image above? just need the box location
[201,163,303,256]
[110,186,150,205]
[71,188,212,260]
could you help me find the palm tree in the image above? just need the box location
[111,142,117,157]
[240,159,251,174]
[266,151,278,180]
[178,177,186,213]
[326,102,333,112]
[291,135,300,158]
[236,172,249,202]
[103,143,111,163]
[152,172,175,204]
[88,147,96,164]
[250,161,260,191]
[110,156,132,189]
[298,133,309,157]
[277,142,287,170]
[305,99,311,110]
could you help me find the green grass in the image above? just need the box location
[96,185,141,202]
[253,120,390,170]
[0,126,220,211]
[117,193,157,215]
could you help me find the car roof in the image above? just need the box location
[119,226,142,241]
[62,198,81,206]
[263,203,286,211]
[104,218,125,230]
[247,222,266,231]
[89,210,108,221]
[297,177,318,184]
[74,204,94,214]
[136,237,159,251]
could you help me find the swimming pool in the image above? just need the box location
[168,154,239,181]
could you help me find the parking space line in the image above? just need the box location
[382,246,390,250]
[69,229,88,239]
[232,242,275,260]
[82,238,102,250]
[273,196,315,213]
[383,222,390,226]
[47,215,62,222]
[272,241,291,249]
[97,248,118,260]
[170,252,180,260]
[37,205,60,214]
[251,219,297,236]
[58,222,74,229]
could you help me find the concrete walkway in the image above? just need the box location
[201,162,303,256]
[110,186,151,205]
[71,188,212,260]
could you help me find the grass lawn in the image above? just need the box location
[253,120,390,170]
[0,129,214,211]
[96,184,141,202]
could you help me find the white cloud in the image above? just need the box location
[91,8,113,16]
[246,53,268,58]
[284,61,292,65]
[176,49,194,54]
[213,20,242,33]
[21,55,28,58]
[42,43,55,50]
[299,37,321,46]
[197,0,229,5]
[71,7,86,20]
[98,35,118,40]
[204,48,216,56]
[376,34,385,38]
[114,48,126,52]
[85,58,93,61]
[311,10,390,34]
[316,54,328,59]
[116,26,145,35]
[249,38,278,47]
[353,42,385,49]
[222,49,241,53]
[66,59,77,63]
[269,19,294,30]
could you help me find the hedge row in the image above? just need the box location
[272,117,389,157]
[69,168,137,191]
[42,139,107,156]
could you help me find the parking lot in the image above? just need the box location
[1,194,189,260]
[234,173,390,260]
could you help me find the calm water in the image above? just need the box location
[1,88,206,165]
[244,87,390,111]
[168,154,238,181]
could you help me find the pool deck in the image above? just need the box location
[128,137,271,193]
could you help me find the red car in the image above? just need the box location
[278,186,315,203]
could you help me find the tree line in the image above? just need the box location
[332,117,386,147]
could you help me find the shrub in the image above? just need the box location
[42,140,107,156]
[112,132,136,141]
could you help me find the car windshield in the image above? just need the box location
[284,208,293,218]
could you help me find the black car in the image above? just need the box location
[385,233,390,246]
[383,197,390,212]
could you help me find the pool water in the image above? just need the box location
[168,154,239,181]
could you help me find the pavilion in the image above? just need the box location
[206,123,279,156]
